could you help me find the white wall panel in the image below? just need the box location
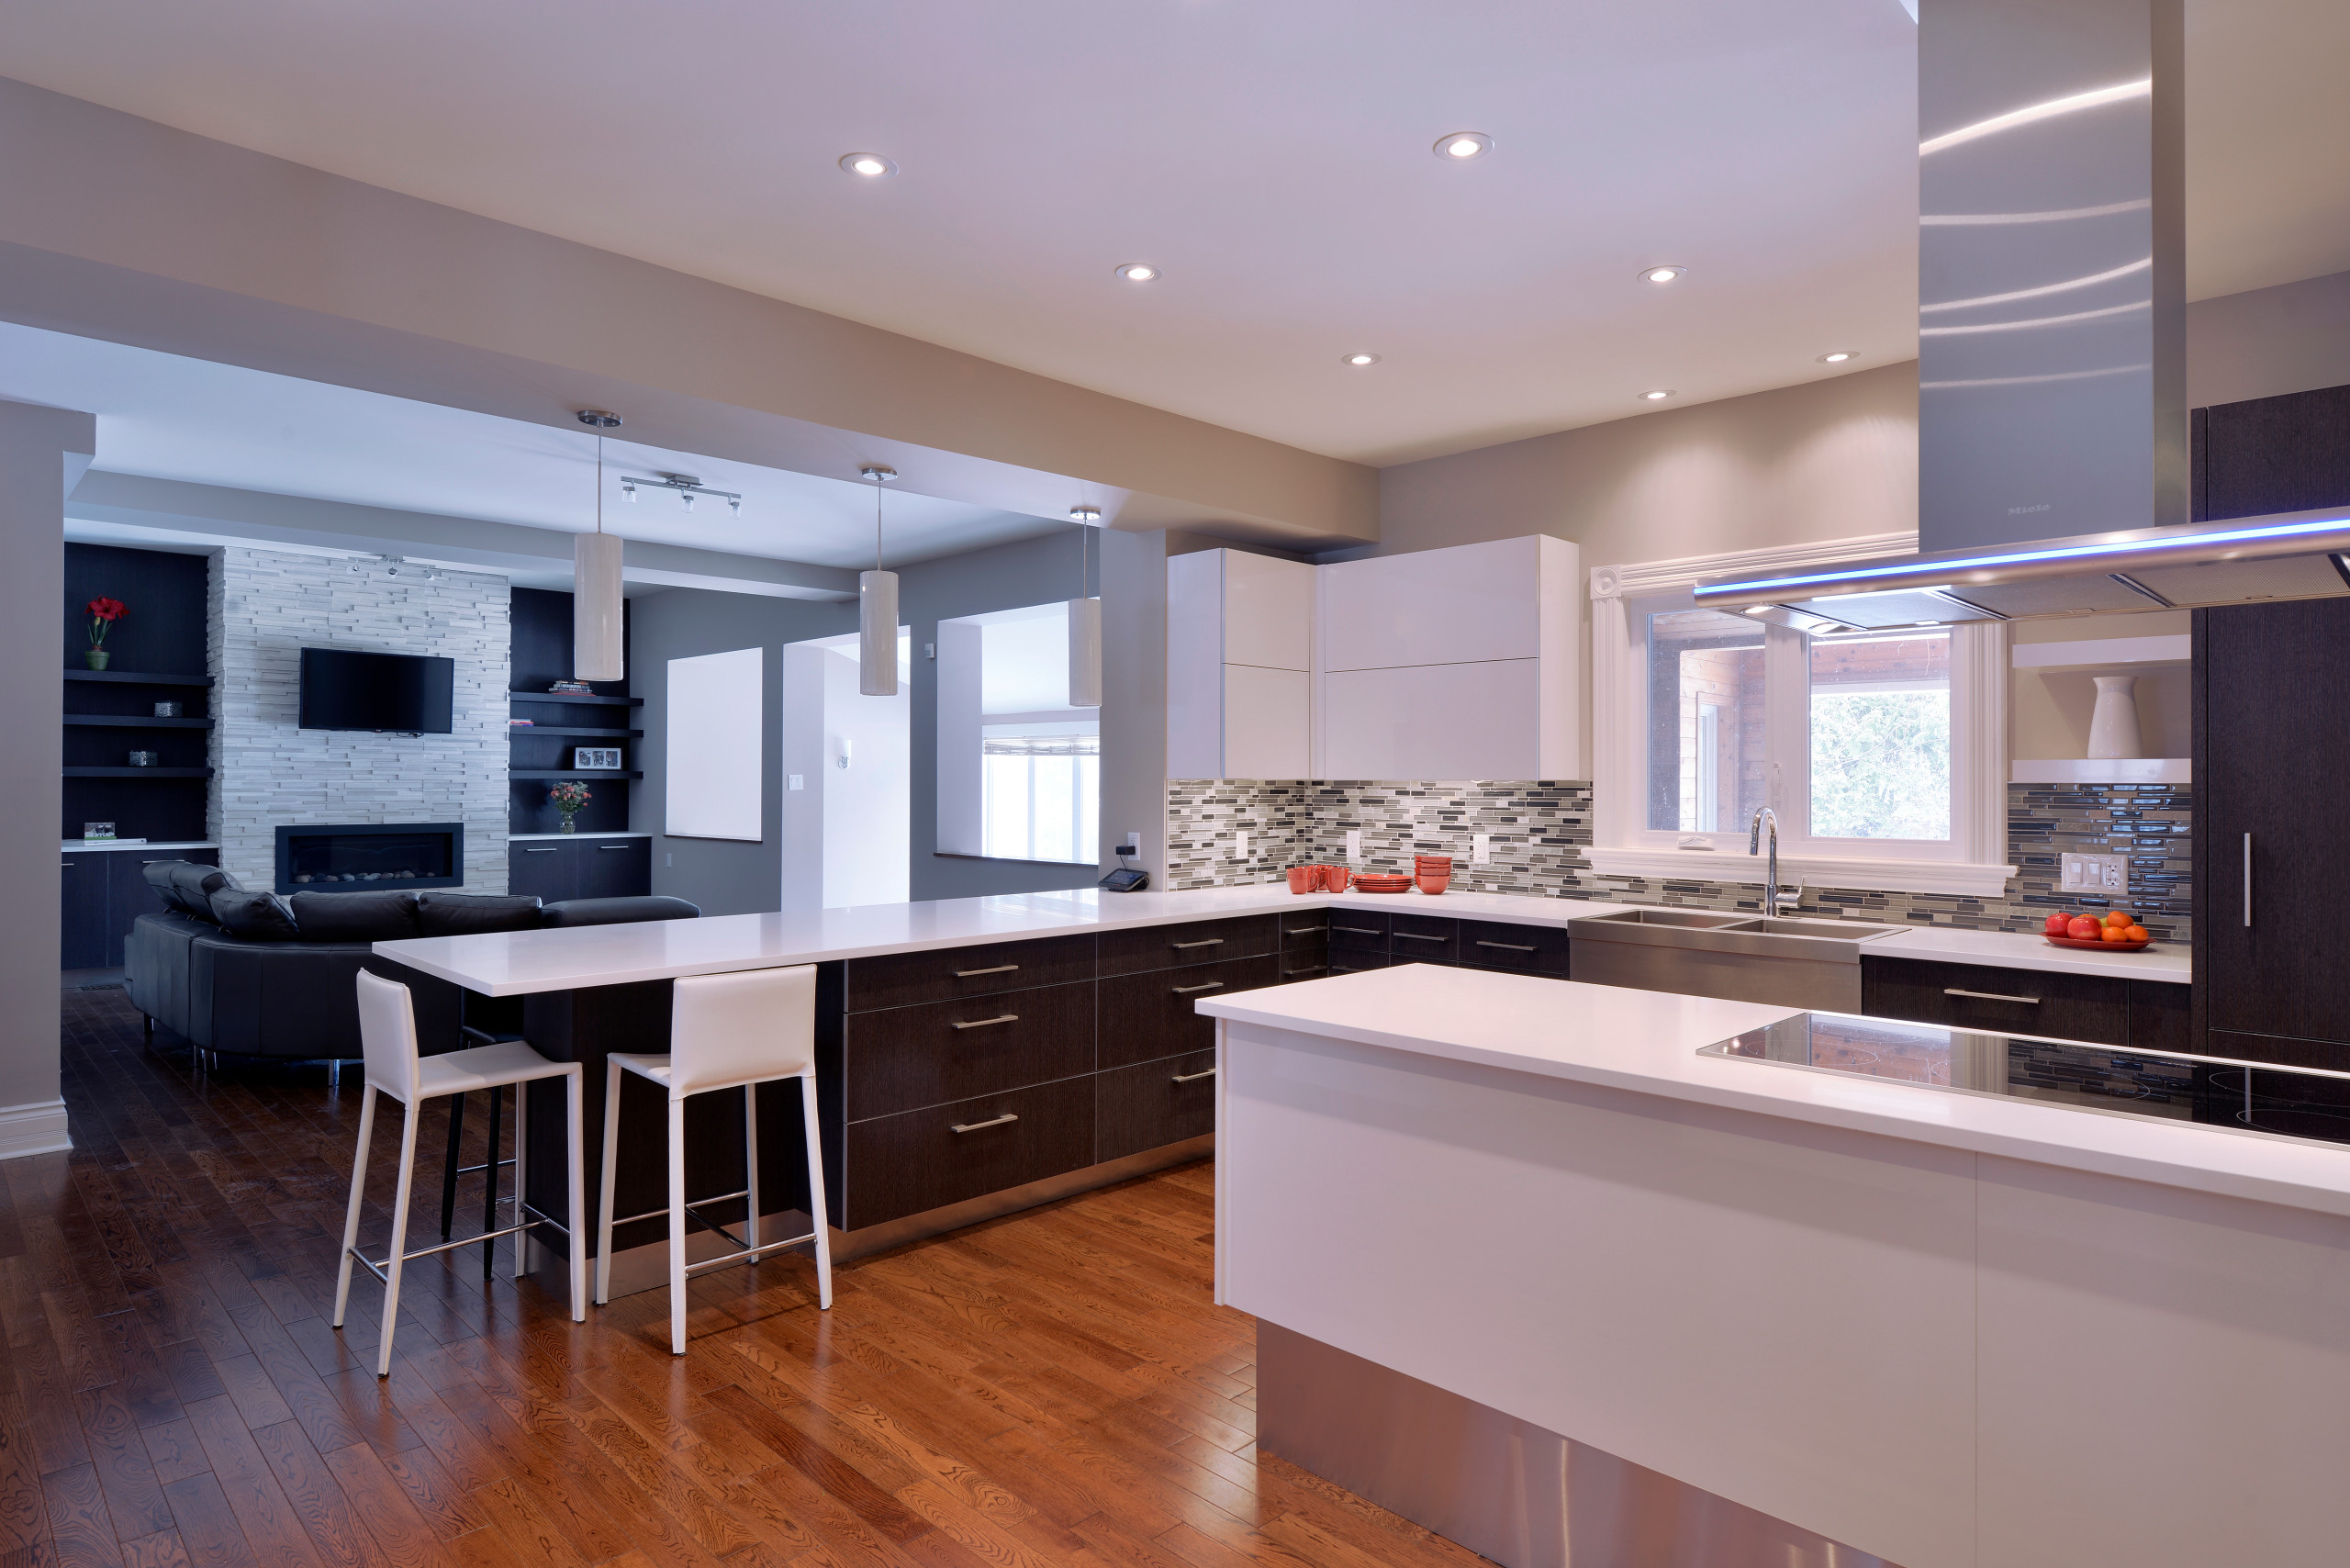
[665,646,763,841]
[1324,659,1540,779]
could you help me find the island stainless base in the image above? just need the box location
[1259,1322,1891,1568]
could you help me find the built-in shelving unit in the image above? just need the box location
[65,766,214,778]
[65,714,215,730]
[509,768,644,780]
[510,692,642,708]
[506,725,643,738]
[2010,633,2191,787]
[63,667,215,688]
[507,586,636,836]
[2010,758,2190,785]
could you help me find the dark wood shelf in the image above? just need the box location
[509,769,644,779]
[64,715,214,730]
[64,767,213,778]
[507,726,642,738]
[509,692,643,707]
[64,669,214,688]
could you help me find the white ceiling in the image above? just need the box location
[1,0,2340,468]
[0,321,1062,569]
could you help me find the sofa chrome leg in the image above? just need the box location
[330,1059,341,1088]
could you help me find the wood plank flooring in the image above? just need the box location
[14,987,1479,1568]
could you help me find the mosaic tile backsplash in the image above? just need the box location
[1164,779,2193,942]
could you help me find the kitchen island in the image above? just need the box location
[1200,964,2350,1568]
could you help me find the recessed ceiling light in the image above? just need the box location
[1818,350,1860,364]
[1640,389,1676,401]
[1434,131,1494,161]
[1114,263,1160,283]
[1639,265,1688,285]
[838,152,897,178]
[1342,353,1382,367]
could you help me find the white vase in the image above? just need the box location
[2087,676,2143,760]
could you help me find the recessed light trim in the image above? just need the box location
[1639,265,1688,285]
[1114,263,1160,283]
[1640,389,1677,402]
[1434,131,1494,161]
[1818,350,1860,364]
[1342,353,1382,367]
[839,151,898,178]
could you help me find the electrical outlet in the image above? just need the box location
[1472,833,1492,865]
[2060,852,2127,894]
[788,774,804,790]
[1235,831,1249,859]
[1345,830,1361,861]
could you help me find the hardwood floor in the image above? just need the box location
[15,986,1479,1568]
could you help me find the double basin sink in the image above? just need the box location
[1565,908,1905,1012]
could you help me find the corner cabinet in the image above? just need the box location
[1166,550,1315,779]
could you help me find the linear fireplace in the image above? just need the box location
[275,822,464,894]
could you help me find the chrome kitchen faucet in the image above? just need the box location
[1748,807,1803,916]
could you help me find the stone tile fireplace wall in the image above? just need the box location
[209,547,512,893]
[1164,779,2193,943]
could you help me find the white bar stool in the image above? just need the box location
[594,964,833,1355]
[333,969,587,1378]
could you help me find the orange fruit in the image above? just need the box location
[2101,924,2131,944]
[2104,910,2134,929]
[2125,924,2149,943]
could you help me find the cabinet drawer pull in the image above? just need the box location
[948,1014,1020,1031]
[950,1113,1019,1135]
[1942,987,2041,1006]
[1171,1066,1217,1084]
[1170,937,1225,949]
[1394,931,1447,943]
[1283,925,1327,936]
[1333,925,1383,936]
[954,963,1020,977]
[2244,832,2253,928]
[597,844,632,850]
[523,846,559,853]
[1171,980,1225,995]
[1283,965,1326,978]
[1475,939,1538,953]
[140,858,174,864]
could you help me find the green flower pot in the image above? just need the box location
[84,650,109,670]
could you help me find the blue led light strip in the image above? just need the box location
[1694,515,2350,599]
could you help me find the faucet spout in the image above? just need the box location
[1747,806,1795,915]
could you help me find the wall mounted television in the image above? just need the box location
[297,647,455,734]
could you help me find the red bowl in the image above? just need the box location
[1416,875,1449,895]
[1351,875,1413,893]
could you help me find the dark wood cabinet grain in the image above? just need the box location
[1098,953,1280,1070]
[841,1075,1097,1229]
[1279,914,1333,947]
[1097,1050,1216,1164]
[1098,914,1275,976]
[1459,919,1570,977]
[508,841,575,902]
[2191,384,2350,522]
[1388,913,1457,964]
[1861,956,2131,1047]
[60,854,108,970]
[845,932,1096,1013]
[1279,938,1330,982]
[843,980,1095,1122]
[2204,1029,2350,1073]
[1326,911,1389,955]
[2127,980,2193,1055]
[1328,951,1392,974]
[576,837,652,899]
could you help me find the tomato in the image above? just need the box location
[2067,916,2102,940]
[2044,913,2071,936]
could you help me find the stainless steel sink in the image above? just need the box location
[1568,909,1905,1010]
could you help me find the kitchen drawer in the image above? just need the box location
[2128,980,2193,1055]
[509,841,576,902]
[1278,941,1330,983]
[1459,920,1570,977]
[1388,913,1457,964]
[1328,951,1392,975]
[845,933,1095,1013]
[844,980,1095,1123]
[1860,957,2129,1047]
[1326,910,1389,955]
[841,1075,1097,1230]
[1278,913,1333,949]
[1097,1049,1217,1164]
[2206,1029,2350,1072]
[1099,953,1280,1070]
[576,836,651,899]
[1099,914,1276,977]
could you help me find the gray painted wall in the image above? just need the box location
[2186,268,2350,409]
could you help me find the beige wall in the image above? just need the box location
[2188,268,2350,409]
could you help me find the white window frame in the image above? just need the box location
[1588,535,2013,898]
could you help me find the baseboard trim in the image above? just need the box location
[0,1101,73,1160]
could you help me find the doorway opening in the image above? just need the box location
[780,629,911,910]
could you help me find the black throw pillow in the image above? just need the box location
[208,888,301,942]
[289,890,420,944]
[415,892,543,937]
[149,860,239,922]
[539,896,701,927]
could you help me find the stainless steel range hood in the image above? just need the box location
[1696,0,2350,629]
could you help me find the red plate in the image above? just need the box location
[2043,934,2153,952]
[1351,876,1413,893]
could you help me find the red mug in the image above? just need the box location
[1287,866,1316,894]
[1321,865,1350,891]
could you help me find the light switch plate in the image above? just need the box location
[1472,833,1492,865]
[788,774,804,790]
[2060,852,2127,894]
[1235,832,1249,859]
[1345,830,1361,861]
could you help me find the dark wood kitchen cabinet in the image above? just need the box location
[507,834,651,902]
[2195,599,2350,1068]
[2191,383,2350,522]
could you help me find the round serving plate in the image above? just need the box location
[2043,934,2154,952]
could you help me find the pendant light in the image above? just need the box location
[858,466,900,696]
[574,410,624,683]
[1068,506,1102,708]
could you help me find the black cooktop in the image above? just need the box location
[1698,1012,2350,1147]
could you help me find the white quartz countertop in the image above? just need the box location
[1198,965,2350,1219]
[61,840,218,853]
[508,832,651,841]
[372,879,2189,994]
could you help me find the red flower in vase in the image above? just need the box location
[85,597,127,647]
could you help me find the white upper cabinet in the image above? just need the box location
[1320,536,1557,672]
[1167,549,1315,779]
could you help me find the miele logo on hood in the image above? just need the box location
[2009,504,2052,516]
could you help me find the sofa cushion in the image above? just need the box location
[147,860,237,922]
[208,888,300,942]
[538,895,702,927]
[415,892,543,936]
[288,890,419,944]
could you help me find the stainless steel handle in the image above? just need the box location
[950,1113,1019,1134]
[954,963,1019,977]
[2244,832,2253,928]
[1283,926,1326,936]
[1394,931,1446,943]
[1943,987,2041,1006]
[1283,965,1326,978]
[949,1014,1020,1031]
[1171,980,1225,995]
[1171,1067,1217,1084]
[140,858,173,864]
[1170,937,1225,949]
[1333,925,1382,935]
[1476,939,1537,953]
[597,844,630,850]
[523,846,558,853]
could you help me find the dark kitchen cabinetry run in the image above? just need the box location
[1098,1050,1217,1164]
[2195,598,2350,1062]
[62,846,219,971]
[1860,957,2192,1056]
[506,836,650,902]
[1099,953,1280,1071]
[2190,383,2350,522]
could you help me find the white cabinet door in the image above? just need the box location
[1223,553,1313,673]
[1320,538,1549,672]
[1223,666,1309,779]
[1324,660,1541,779]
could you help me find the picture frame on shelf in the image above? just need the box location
[573,746,622,770]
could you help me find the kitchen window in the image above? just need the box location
[1591,540,2011,897]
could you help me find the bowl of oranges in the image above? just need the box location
[2042,910,2153,951]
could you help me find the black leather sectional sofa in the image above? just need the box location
[126,860,698,1065]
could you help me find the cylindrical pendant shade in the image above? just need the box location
[1068,596,1102,708]
[573,531,624,682]
[859,569,900,696]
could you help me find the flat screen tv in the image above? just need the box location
[298,647,455,734]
